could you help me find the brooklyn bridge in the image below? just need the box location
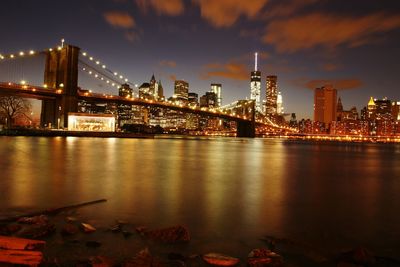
[0,42,294,137]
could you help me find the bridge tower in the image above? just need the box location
[41,44,80,128]
[236,100,256,138]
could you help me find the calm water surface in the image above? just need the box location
[0,136,399,261]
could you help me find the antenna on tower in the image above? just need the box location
[255,52,258,71]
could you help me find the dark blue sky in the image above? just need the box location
[1,0,400,119]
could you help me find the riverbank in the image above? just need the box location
[0,129,154,138]
[1,206,399,267]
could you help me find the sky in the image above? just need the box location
[1,0,400,119]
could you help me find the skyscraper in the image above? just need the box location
[314,85,337,125]
[277,91,283,114]
[157,80,164,100]
[174,80,189,101]
[118,83,133,98]
[210,83,222,107]
[250,52,261,112]
[266,75,278,115]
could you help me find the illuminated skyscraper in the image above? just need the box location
[174,80,189,100]
[277,91,283,114]
[367,97,376,120]
[250,52,261,112]
[266,75,278,115]
[118,83,133,98]
[314,85,337,125]
[210,83,222,107]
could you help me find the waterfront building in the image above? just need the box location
[367,97,376,120]
[188,92,199,107]
[200,92,217,108]
[289,113,297,128]
[250,53,261,112]
[392,101,400,120]
[157,80,164,101]
[266,75,278,115]
[118,83,133,98]
[174,80,189,101]
[375,97,392,120]
[210,84,222,107]
[139,82,151,99]
[277,91,283,114]
[314,85,337,126]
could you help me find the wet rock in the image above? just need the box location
[17,215,49,225]
[86,240,102,248]
[17,223,56,239]
[61,223,79,235]
[65,216,78,223]
[109,224,121,233]
[202,253,239,266]
[81,223,96,233]
[142,225,190,243]
[124,248,164,267]
[247,248,283,267]
[337,247,376,266]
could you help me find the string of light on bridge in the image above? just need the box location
[0,50,41,61]
[79,64,122,89]
[79,51,131,85]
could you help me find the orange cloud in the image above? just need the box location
[169,74,177,81]
[203,62,249,80]
[194,0,268,27]
[294,78,364,90]
[263,13,400,53]
[322,63,340,72]
[103,11,135,29]
[159,60,177,68]
[136,0,184,16]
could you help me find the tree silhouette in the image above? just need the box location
[0,96,32,128]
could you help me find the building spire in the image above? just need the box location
[254,52,258,71]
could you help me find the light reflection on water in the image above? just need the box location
[0,137,399,257]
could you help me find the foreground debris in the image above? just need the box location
[0,235,44,266]
[202,253,239,266]
[247,248,283,267]
[0,199,107,223]
[137,225,190,243]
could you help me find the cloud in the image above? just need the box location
[202,62,249,81]
[169,74,177,81]
[103,11,135,29]
[136,0,184,16]
[159,60,177,68]
[263,12,400,53]
[322,63,340,72]
[194,0,268,27]
[293,78,364,90]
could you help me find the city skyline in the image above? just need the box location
[1,0,400,119]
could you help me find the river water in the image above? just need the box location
[0,136,399,263]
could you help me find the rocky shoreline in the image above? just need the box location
[0,202,399,266]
